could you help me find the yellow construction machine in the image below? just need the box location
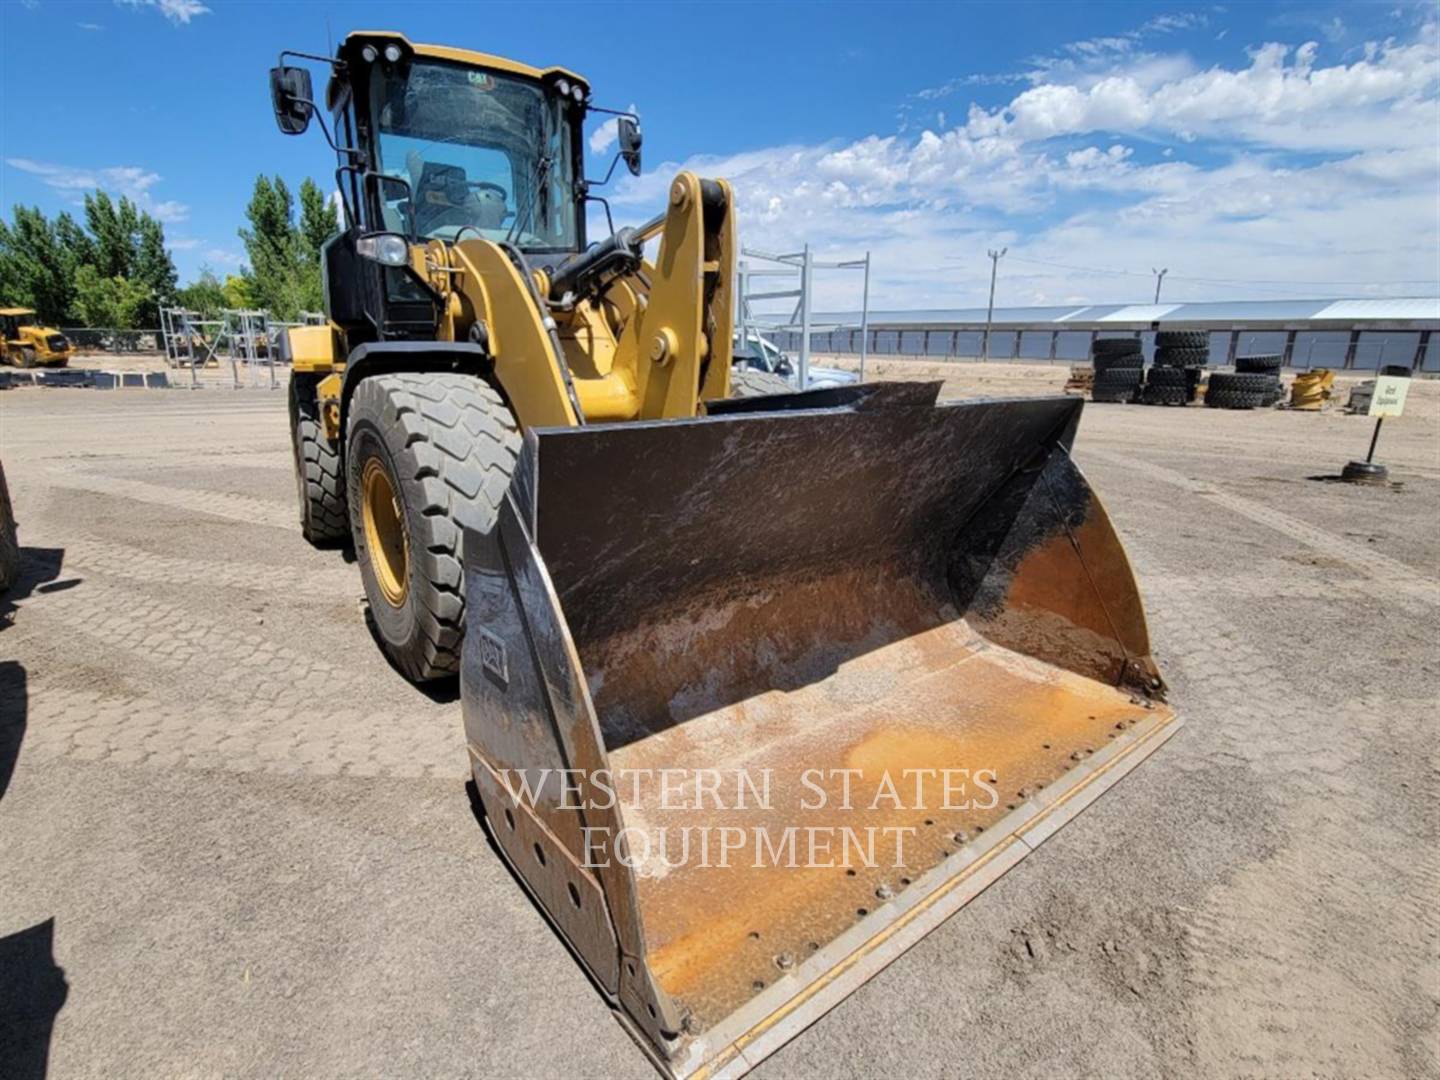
[272,32,1179,1077]
[1,308,72,368]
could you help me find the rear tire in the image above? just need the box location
[730,368,793,397]
[1145,366,1189,388]
[0,461,18,595]
[1093,352,1144,374]
[1154,346,1208,368]
[17,348,37,369]
[346,372,520,683]
[1092,338,1142,358]
[1235,354,1283,374]
[1155,330,1208,349]
[288,374,348,546]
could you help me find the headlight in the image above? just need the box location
[383,43,402,63]
[572,84,584,102]
[361,45,377,63]
[356,233,410,266]
[556,78,571,97]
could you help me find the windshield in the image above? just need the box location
[371,59,577,250]
[13,313,36,328]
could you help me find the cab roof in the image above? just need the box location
[345,31,587,88]
[0,307,36,316]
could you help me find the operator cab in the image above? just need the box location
[0,309,38,340]
[368,58,578,250]
[269,32,640,344]
[270,33,648,344]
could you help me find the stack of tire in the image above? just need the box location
[1091,338,1144,403]
[1205,354,1283,409]
[1142,330,1208,406]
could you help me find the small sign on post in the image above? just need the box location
[1343,371,1410,483]
[1368,374,1410,418]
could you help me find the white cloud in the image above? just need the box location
[5,157,190,222]
[935,10,1209,96]
[167,237,202,250]
[115,0,211,26]
[607,23,1440,309]
[78,22,103,31]
[204,249,245,267]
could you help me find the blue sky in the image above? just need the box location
[2,0,1437,309]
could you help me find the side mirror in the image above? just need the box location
[617,116,642,176]
[270,65,314,135]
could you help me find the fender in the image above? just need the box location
[336,340,495,458]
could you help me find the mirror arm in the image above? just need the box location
[585,152,624,190]
[585,104,639,121]
[291,101,356,159]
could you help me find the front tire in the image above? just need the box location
[346,372,520,683]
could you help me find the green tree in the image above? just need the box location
[0,206,70,324]
[298,179,336,260]
[223,273,254,310]
[239,174,336,319]
[85,191,140,278]
[176,266,227,319]
[54,211,96,285]
[133,215,178,325]
[81,191,176,325]
[239,175,300,317]
[297,178,335,312]
[72,266,151,329]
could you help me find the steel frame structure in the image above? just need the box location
[735,246,871,388]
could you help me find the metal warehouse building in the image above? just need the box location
[780,297,1440,371]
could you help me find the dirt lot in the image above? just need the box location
[1,363,1437,1079]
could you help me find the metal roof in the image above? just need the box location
[813,297,1440,330]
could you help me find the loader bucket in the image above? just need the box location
[461,382,1179,1077]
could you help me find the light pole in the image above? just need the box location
[1152,267,1168,305]
[984,247,1007,361]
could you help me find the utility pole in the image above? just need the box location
[857,252,871,382]
[983,247,1006,361]
[1152,267,1168,305]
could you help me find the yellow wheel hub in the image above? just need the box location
[361,456,409,607]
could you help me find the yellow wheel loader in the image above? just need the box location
[272,32,1180,1078]
[1,308,72,368]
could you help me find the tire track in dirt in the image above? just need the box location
[36,470,297,531]
[5,572,462,780]
[6,559,466,779]
[1089,450,1439,604]
[56,533,357,600]
[9,682,462,780]
[1122,555,1440,1077]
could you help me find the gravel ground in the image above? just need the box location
[1,370,1436,1079]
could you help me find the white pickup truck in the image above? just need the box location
[732,331,859,390]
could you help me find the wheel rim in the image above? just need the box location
[361,456,408,607]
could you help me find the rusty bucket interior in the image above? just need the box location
[462,382,1179,1077]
